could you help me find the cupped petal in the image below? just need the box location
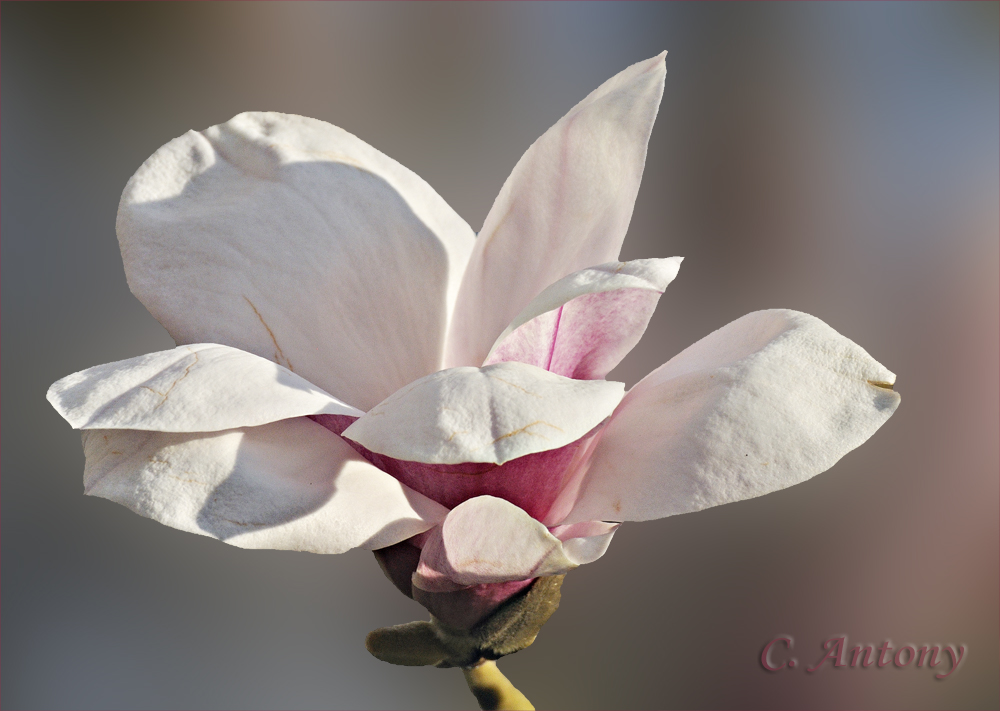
[82,417,448,554]
[565,310,901,524]
[412,496,614,592]
[48,344,362,432]
[446,53,667,368]
[341,361,624,465]
[331,428,600,520]
[484,258,682,379]
[118,112,475,410]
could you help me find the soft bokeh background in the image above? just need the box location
[3,2,997,709]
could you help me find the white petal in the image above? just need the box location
[82,418,448,554]
[565,310,901,523]
[446,53,667,368]
[550,520,620,565]
[47,344,361,432]
[118,112,475,410]
[412,497,612,591]
[341,361,624,465]
[484,258,682,379]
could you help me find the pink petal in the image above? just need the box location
[413,580,535,631]
[309,413,359,437]
[484,258,681,379]
[373,536,534,630]
[446,54,668,369]
[372,538,423,598]
[316,415,600,521]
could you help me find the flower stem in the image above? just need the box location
[462,660,534,710]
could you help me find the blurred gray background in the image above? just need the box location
[2,2,997,709]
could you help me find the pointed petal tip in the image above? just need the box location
[567,309,902,524]
[868,376,901,411]
[662,255,683,280]
[445,52,670,368]
[46,344,364,434]
[635,53,667,81]
[644,51,667,74]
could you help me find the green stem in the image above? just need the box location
[462,660,534,710]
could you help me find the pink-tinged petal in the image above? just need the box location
[373,539,424,598]
[412,580,535,631]
[549,520,620,565]
[373,537,535,630]
[542,429,604,525]
[48,344,362,433]
[308,413,359,437]
[326,426,600,520]
[412,496,612,592]
[341,361,624,465]
[446,54,667,368]
[565,310,901,524]
[548,520,619,540]
[82,418,447,554]
[118,112,475,410]
[484,258,682,379]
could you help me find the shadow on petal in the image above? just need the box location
[194,440,340,541]
[121,122,471,410]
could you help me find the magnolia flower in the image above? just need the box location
[48,54,899,652]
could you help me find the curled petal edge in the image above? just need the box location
[413,496,619,592]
